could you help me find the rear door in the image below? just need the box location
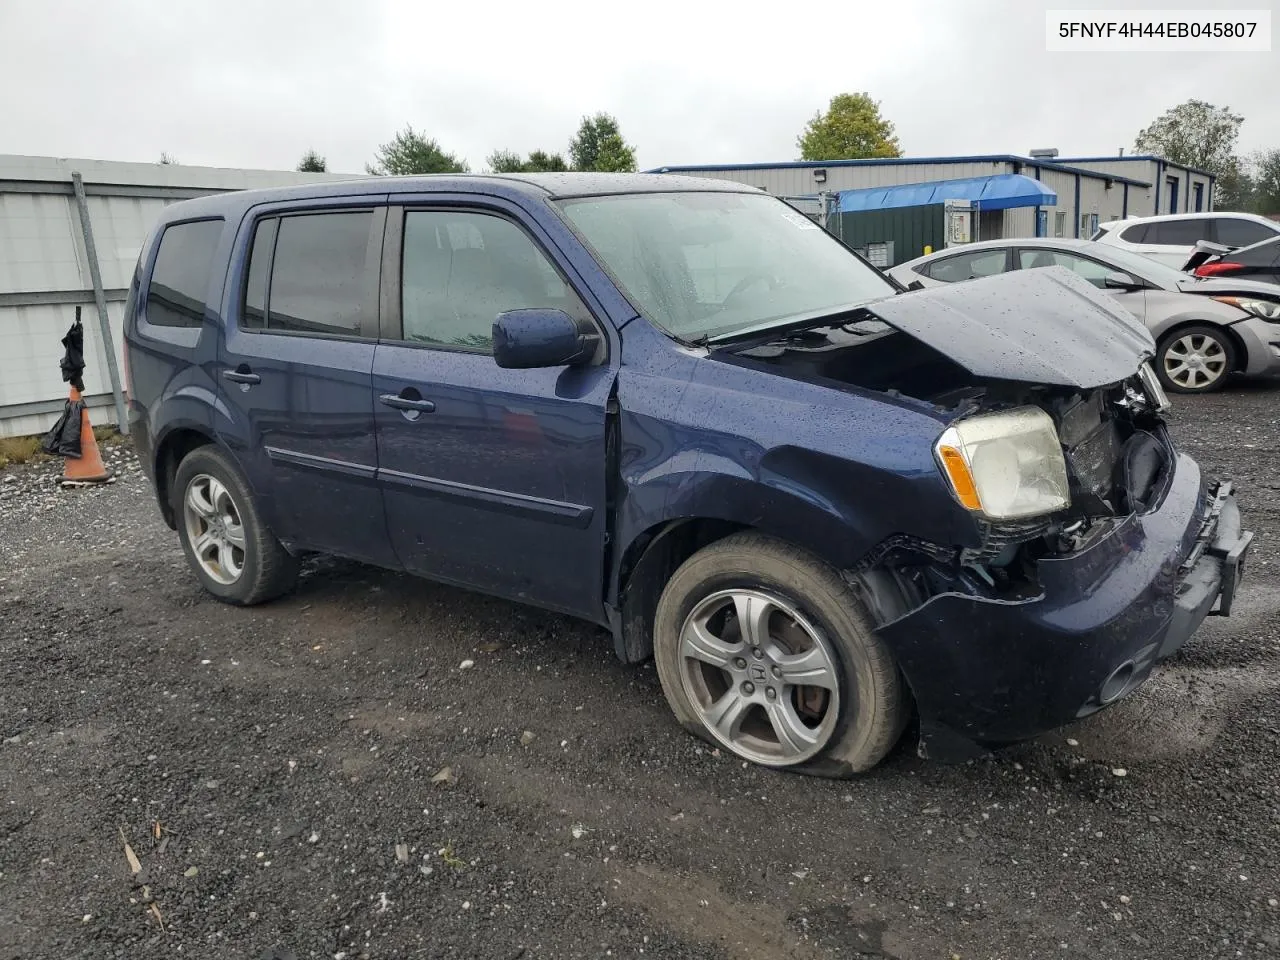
[371,200,615,619]
[217,201,398,567]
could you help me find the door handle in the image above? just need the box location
[379,393,435,413]
[223,368,261,385]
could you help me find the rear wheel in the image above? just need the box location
[653,532,908,777]
[1156,325,1235,393]
[172,445,298,605]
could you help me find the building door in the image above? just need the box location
[1167,177,1180,214]
[1035,208,1048,237]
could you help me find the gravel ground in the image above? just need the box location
[1,385,1279,960]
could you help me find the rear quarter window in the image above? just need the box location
[145,219,224,328]
[1215,218,1279,248]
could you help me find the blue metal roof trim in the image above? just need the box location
[647,155,1150,187]
[835,174,1056,213]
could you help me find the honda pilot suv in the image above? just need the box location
[123,174,1252,775]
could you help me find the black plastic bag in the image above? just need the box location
[40,311,88,457]
[41,398,85,457]
[59,312,86,392]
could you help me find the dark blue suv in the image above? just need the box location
[123,173,1251,774]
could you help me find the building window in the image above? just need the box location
[1054,212,1066,238]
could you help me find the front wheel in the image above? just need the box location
[172,445,298,605]
[653,533,908,777]
[1156,325,1235,393]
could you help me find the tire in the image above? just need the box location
[172,445,298,605]
[653,532,908,777]
[1156,325,1235,394]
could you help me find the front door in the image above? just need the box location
[217,205,397,567]
[1015,247,1147,321]
[372,204,614,619]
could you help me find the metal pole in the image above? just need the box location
[70,171,128,434]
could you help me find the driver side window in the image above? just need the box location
[1017,249,1111,289]
[400,210,586,351]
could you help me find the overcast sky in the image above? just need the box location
[1,0,1275,174]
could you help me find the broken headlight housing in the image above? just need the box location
[1212,296,1280,322]
[934,406,1071,520]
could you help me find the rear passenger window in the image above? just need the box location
[400,210,585,351]
[242,211,374,336]
[1148,219,1207,245]
[1120,223,1150,243]
[146,219,223,327]
[925,249,1008,283]
[1215,218,1277,248]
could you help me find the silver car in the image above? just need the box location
[888,238,1280,394]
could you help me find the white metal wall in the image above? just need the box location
[0,155,355,438]
[1057,158,1216,216]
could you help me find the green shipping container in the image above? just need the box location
[828,205,946,267]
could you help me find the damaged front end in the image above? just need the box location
[717,268,1254,760]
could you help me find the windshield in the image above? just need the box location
[1096,243,1199,288]
[557,191,896,341]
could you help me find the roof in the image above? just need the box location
[1097,211,1277,227]
[836,174,1056,213]
[897,237,1098,263]
[153,172,759,222]
[1056,155,1217,179]
[646,155,1152,187]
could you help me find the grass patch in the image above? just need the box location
[93,425,126,446]
[0,435,46,469]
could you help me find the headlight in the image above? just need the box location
[935,406,1070,520]
[1212,296,1280,322]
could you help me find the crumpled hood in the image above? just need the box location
[865,266,1155,389]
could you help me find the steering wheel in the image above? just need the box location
[723,271,779,305]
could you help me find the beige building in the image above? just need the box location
[649,152,1214,243]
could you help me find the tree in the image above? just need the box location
[796,93,901,161]
[1249,149,1280,215]
[367,125,468,175]
[486,148,569,173]
[524,149,568,172]
[1216,164,1255,212]
[568,113,637,172]
[487,149,525,173]
[158,152,177,165]
[1134,100,1244,205]
[297,150,327,173]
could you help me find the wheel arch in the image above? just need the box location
[152,425,218,528]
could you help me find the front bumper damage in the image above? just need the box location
[876,455,1253,762]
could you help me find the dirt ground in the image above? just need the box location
[2,382,1279,960]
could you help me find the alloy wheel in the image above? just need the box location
[182,473,246,585]
[1164,333,1228,390]
[678,588,841,766]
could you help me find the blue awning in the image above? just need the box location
[836,174,1057,213]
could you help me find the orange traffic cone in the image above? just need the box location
[61,387,113,485]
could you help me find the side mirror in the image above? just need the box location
[1104,271,1142,291]
[492,309,601,369]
